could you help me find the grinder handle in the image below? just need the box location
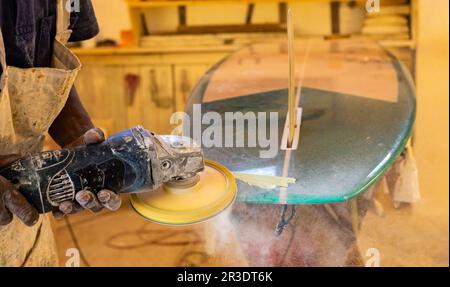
[0,142,136,213]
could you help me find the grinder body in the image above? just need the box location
[0,126,204,213]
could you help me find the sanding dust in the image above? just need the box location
[233,173,296,189]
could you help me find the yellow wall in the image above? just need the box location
[91,0,131,41]
[415,0,449,210]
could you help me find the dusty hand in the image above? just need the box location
[0,155,39,226]
[52,128,122,219]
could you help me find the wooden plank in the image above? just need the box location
[72,46,236,56]
[127,0,371,9]
[75,66,127,133]
[176,24,286,34]
[287,8,296,146]
[140,65,175,134]
[124,66,145,129]
[174,64,211,112]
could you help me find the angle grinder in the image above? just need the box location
[0,126,236,225]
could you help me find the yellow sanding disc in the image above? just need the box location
[130,160,237,225]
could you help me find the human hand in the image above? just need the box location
[0,155,39,226]
[52,128,122,219]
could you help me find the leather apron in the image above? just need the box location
[0,0,81,266]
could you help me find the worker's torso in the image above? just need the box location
[0,0,82,267]
[0,0,58,71]
[0,0,97,75]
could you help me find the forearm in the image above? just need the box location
[49,86,94,147]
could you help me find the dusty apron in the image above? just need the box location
[0,0,81,267]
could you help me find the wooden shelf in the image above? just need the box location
[126,0,369,8]
[379,40,416,49]
[71,45,238,56]
[124,0,417,72]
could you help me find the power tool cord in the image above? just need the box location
[274,204,296,237]
[279,222,296,266]
[105,227,204,249]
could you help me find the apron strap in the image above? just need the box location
[0,29,7,73]
[56,0,72,42]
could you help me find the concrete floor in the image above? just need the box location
[51,175,448,267]
[52,195,249,267]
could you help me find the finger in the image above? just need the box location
[0,177,39,226]
[0,191,13,226]
[53,201,84,219]
[0,207,13,225]
[83,128,105,145]
[75,190,103,212]
[0,154,22,168]
[97,190,122,211]
[64,128,105,148]
[58,201,84,215]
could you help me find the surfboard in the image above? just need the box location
[185,38,416,205]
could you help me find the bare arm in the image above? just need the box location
[48,85,121,218]
[49,86,94,147]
